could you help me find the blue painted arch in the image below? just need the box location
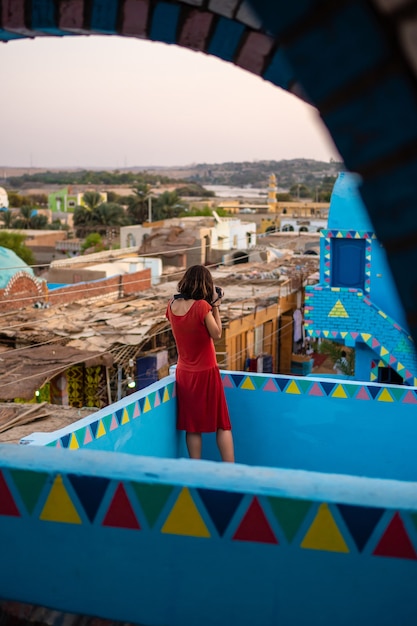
[3,0,417,343]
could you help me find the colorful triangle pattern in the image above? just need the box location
[9,469,48,515]
[161,488,210,538]
[131,482,174,528]
[268,496,312,543]
[233,497,278,544]
[198,488,244,537]
[301,503,349,553]
[0,471,20,517]
[373,512,417,560]
[102,483,140,530]
[40,475,81,524]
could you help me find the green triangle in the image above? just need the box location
[167,382,174,397]
[102,414,112,432]
[130,482,174,528]
[253,376,268,389]
[10,469,49,515]
[268,496,312,543]
[390,386,405,401]
[127,403,136,420]
[75,426,87,446]
[343,384,358,398]
[296,379,312,394]
[148,392,157,409]
[46,441,57,447]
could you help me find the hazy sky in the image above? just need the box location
[1,35,340,169]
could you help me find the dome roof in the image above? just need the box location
[0,246,34,289]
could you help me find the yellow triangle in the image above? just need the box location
[340,332,348,338]
[323,331,330,337]
[397,362,405,372]
[329,300,348,318]
[69,433,79,450]
[361,333,371,342]
[241,376,256,390]
[40,475,82,524]
[143,397,151,413]
[414,378,417,387]
[96,420,106,438]
[163,387,170,402]
[286,380,301,394]
[378,388,394,402]
[161,488,210,538]
[332,384,348,399]
[370,373,377,381]
[121,408,129,424]
[301,503,349,553]
[380,347,389,357]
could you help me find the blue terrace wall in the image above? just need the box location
[25,372,417,481]
[2,370,417,625]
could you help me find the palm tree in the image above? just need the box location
[154,191,183,220]
[93,203,130,228]
[82,191,103,212]
[126,183,151,224]
[18,206,34,229]
[0,210,13,228]
[73,192,104,237]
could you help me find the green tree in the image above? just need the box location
[29,213,49,229]
[81,233,104,253]
[7,192,25,208]
[0,210,13,228]
[154,191,183,220]
[82,191,103,212]
[18,206,34,229]
[0,231,35,265]
[93,202,129,228]
[126,183,151,224]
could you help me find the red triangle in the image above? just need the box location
[373,512,417,560]
[102,483,140,530]
[233,497,278,544]
[0,472,20,517]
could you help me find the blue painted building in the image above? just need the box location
[305,172,417,385]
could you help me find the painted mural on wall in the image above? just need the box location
[304,173,417,385]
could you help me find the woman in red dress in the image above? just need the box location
[166,265,234,462]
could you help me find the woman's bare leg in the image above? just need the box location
[216,429,235,462]
[186,432,202,459]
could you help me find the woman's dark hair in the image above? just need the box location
[177,265,214,302]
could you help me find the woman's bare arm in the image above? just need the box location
[205,302,222,339]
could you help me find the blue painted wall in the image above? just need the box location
[3,370,417,625]
[26,371,417,481]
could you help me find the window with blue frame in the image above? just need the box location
[331,238,366,289]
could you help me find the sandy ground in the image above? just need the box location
[0,404,97,445]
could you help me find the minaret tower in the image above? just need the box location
[267,173,278,213]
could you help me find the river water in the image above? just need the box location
[204,185,268,198]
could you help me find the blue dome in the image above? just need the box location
[328,172,374,232]
[0,246,34,289]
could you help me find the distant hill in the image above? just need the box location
[1,158,344,190]
[143,158,344,188]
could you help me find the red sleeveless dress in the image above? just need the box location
[166,299,231,433]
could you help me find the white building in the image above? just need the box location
[0,187,9,209]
